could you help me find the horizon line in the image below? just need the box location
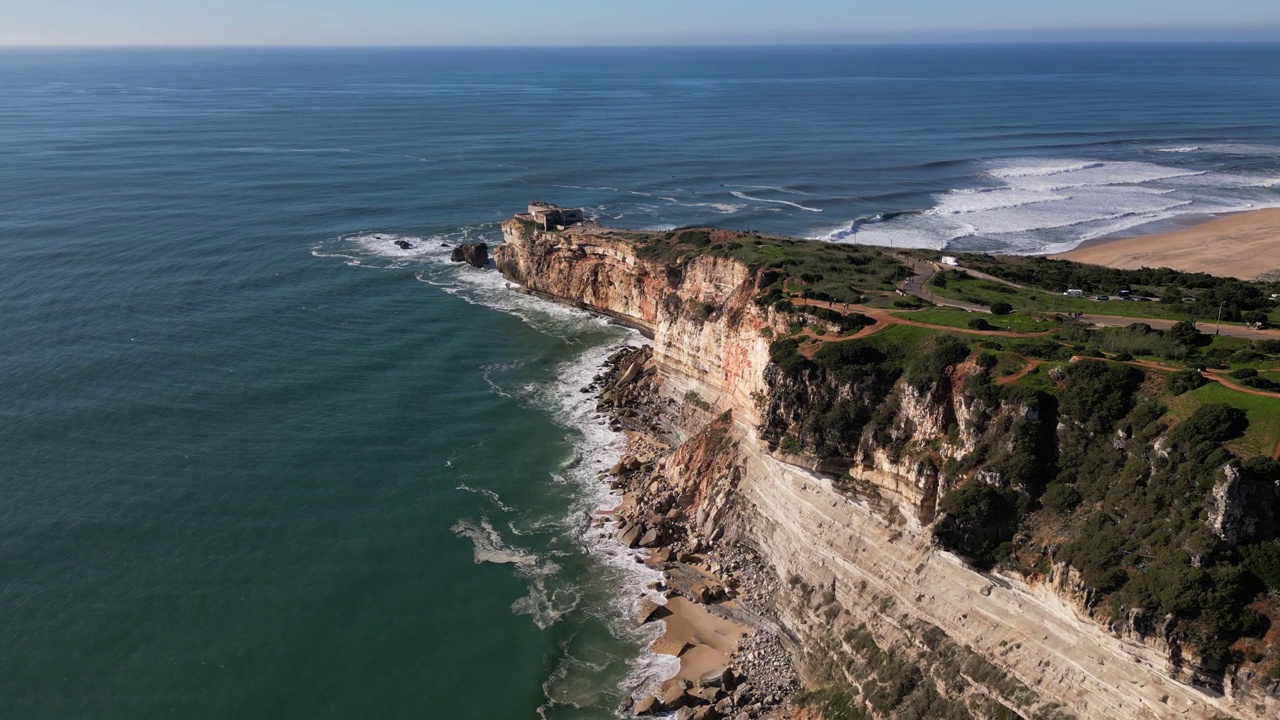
[4,37,1280,50]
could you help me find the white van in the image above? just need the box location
[1064,289,1084,297]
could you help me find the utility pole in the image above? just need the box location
[1215,300,1225,336]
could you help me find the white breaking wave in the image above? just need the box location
[525,342,677,710]
[986,159,1105,179]
[311,231,464,269]
[317,233,674,710]
[657,195,747,214]
[726,183,816,196]
[730,190,822,212]
[823,155,1280,254]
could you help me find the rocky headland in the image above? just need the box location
[493,218,1280,720]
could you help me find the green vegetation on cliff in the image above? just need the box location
[626,227,910,302]
[767,317,1280,678]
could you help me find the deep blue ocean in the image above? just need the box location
[1,44,1278,719]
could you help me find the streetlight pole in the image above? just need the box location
[1215,300,1225,336]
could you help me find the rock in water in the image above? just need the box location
[450,242,489,268]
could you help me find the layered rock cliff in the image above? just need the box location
[495,219,1280,720]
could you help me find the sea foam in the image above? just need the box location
[824,155,1280,254]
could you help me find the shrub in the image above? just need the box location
[1167,404,1248,448]
[1241,540,1280,596]
[1243,310,1269,327]
[935,483,1021,567]
[769,338,814,377]
[968,317,993,330]
[1230,368,1259,380]
[990,301,1013,316]
[813,341,887,370]
[1166,369,1207,396]
[1058,360,1144,433]
[1242,376,1280,391]
[904,335,970,390]
[1170,320,1208,347]
[1059,512,1128,593]
[1041,482,1082,515]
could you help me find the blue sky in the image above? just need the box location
[4,0,1280,46]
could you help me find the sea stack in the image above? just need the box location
[450,241,489,269]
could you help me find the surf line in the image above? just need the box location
[729,191,822,213]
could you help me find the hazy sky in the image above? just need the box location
[4,0,1280,46]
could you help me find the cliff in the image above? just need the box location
[495,219,1280,720]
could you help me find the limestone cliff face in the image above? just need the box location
[494,222,1277,720]
[496,220,779,429]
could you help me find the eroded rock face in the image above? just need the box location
[494,220,1278,720]
[495,221,781,428]
[1206,462,1280,549]
[450,241,489,268]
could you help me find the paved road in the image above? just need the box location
[1076,313,1280,341]
[898,257,1280,341]
[897,259,989,313]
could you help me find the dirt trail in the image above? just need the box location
[789,297,1056,343]
[1202,369,1280,399]
[997,356,1043,386]
[1069,356,1280,401]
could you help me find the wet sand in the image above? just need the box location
[651,595,750,686]
[1054,207,1280,280]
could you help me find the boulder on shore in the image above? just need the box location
[450,242,489,268]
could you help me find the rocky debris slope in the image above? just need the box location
[592,346,798,719]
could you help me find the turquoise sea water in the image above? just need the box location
[1,45,1279,718]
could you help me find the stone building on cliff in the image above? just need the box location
[523,201,584,231]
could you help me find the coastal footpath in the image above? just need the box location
[492,218,1280,720]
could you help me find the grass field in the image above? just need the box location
[929,271,1201,320]
[896,307,1056,333]
[1166,382,1280,458]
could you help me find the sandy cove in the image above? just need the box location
[1054,207,1280,280]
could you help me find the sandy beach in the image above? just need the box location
[650,595,749,685]
[1054,207,1280,280]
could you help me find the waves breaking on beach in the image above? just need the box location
[819,152,1280,254]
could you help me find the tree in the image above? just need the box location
[990,302,1013,316]
[1169,320,1206,347]
[1243,311,1269,328]
[1167,404,1248,448]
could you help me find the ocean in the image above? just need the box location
[1,44,1278,719]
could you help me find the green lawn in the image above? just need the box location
[897,307,1056,333]
[930,271,1221,323]
[1166,382,1280,458]
[1013,362,1066,393]
[857,323,941,359]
